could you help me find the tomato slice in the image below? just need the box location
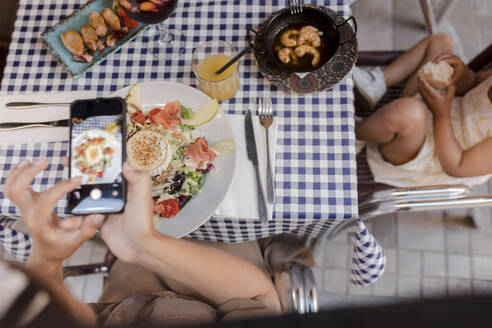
[148,108,162,124]
[154,199,179,218]
[131,111,146,125]
[104,147,114,155]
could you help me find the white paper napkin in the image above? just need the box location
[215,113,277,221]
[0,91,96,144]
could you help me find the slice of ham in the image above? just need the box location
[184,137,217,167]
[150,102,181,130]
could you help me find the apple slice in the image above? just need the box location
[126,83,142,114]
[183,98,219,127]
[212,140,235,156]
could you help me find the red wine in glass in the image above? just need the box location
[119,0,178,25]
[119,0,183,58]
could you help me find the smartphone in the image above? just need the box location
[68,97,126,215]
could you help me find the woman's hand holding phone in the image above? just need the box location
[4,159,105,279]
[5,154,156,276]
[99,162,157,264]
[64,157,156,264]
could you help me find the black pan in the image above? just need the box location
[248,6,356,73]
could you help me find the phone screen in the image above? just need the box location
[68,97,126,214]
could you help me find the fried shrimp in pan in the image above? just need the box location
[280,29,300,48]
[297,31,321,47]
[278,47,298,64]
[299,25,323,36]
[295,45,320,67]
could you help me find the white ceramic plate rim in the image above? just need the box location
[111,81,236,238]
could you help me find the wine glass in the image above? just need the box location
[118,0,184,59]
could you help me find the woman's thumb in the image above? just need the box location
[122,162,140,182]
[122,162,152,194]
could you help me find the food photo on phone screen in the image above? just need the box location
[70,114,122,185]
[68,98,127,215]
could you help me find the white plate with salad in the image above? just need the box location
[112,81,236,238]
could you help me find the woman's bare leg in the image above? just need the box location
[382,33,454,96]
[356,97,427,165]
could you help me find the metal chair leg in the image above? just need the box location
[63,263,109,279]
[419,0,436,34]
[302,266,318,313]
[289,263,306,314]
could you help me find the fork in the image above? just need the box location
[288,0,303,15]
[258,93,275,204]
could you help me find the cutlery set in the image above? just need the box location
[244,93,276,223]
[0,102,70,131]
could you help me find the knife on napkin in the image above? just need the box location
[0,119,69,131]
[245,110,268,223]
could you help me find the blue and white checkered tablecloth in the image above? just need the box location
[0,0,385,285]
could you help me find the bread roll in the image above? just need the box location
[418,61,454,90]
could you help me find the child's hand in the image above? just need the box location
[418,76,456,118]
[434,53,468,85]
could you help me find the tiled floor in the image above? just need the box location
[315,0,492,309]
[1,0,491,307]
[314,213,492,307]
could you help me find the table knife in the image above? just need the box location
[0,119,69,131]
[6,102,71,109]
[245,110,268,223]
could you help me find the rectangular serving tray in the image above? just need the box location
[41,0,149,78]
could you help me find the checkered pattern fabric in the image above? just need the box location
[72,115,121,136]
[350,220,385,285]
[0,218,31,262]
[0,0,385,285]
[0,142,68,216]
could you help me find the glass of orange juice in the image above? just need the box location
[192,40,240,102]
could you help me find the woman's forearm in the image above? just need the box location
[138,232,280,310]
[26,248,63,281]
[25,251,97,327]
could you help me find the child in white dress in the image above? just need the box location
[354,33,492,187]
